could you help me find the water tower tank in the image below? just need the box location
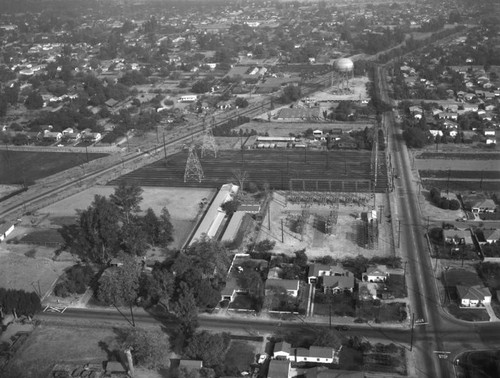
[335,58,354,73]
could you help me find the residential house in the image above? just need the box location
[322,275,355,294]
[42,130,62,141]
[457,285,491,307]
[365,265,389,282]
[292,346,337,364]
[82,132,101,142]
[472,199,496,213]
[484,129,496,145]
[438,112,458,121]
[429,130,443,137]
[63,132,81,143]
[443,229,473,245]
[268,360,290,378]
[481,229,500,244]
[308,263,350,284]
[265,279,300,297]
[273,342,341,365]
[0,222,15,242]
[273,341,292,360]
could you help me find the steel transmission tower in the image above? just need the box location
[200,123,218,158]
[184,146,204,183]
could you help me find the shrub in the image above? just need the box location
[54,264,95,297]
[440,197,450,210]
[449,199,461,210]
[430,187,441,204]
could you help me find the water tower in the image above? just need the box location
[333,58,354,92]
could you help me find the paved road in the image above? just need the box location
[379,63,500,378]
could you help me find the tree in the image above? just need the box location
[120,219,148,256]
[62,195,121,264]
[232,169,248,192]
[220,200,240,216]
[97,253,140,306]
[236,269,263,299]
[24,92,44,109]
[235,97,248,108]
[280,85,301,103]
[158,207,174,247]
[185,236,231,279]
[183,331,231,368]
[110,182,143,225]
[117,327,170,369]
[171,284,199,340]
[402,127,428,148]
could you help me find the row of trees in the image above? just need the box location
[429,187,461,210]
[0,288,41,318]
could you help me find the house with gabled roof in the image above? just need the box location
[273,341,292,359]
[365,265,389,282]
[457,285,491,307]
[265,279,300,297]
[308,263,350,284]
[481,229,500,244]
[443,229,473,245]
[322,275,355,294]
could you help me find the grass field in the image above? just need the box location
[110,149,388,193]
[35,186,216,251]
[422,180,500,192]
[417,152,500,161]
[0,150,108,185]
[2,325,164,378]
[0,243,75,299]
[420,170,500,180]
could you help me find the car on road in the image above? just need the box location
[334,325,350,331]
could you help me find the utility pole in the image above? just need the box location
[281,219,284,243]
[403,260,407,293]
[163,132,167,161]
[410,312,415,351]
[398,219,401,248]
[446,168,451,195]
[268,204,271,230]
[85,145,89,164]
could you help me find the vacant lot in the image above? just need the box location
[0,150,108,185]
[258,191,392,259]
[2,325,165,378]
[0,244,75,297]
[35,186,216,250]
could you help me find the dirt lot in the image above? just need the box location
[37,186,216,250]
[3,324,165,378]
[258,191,393,259]
[0,244,75,298]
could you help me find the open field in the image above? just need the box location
[0,244,75,296]
[2,325,165,378]
[110,149,388,193]
[258,191,392,259]
[0,150,108,185]
[33,186,216,251]
[421,180,500,192]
